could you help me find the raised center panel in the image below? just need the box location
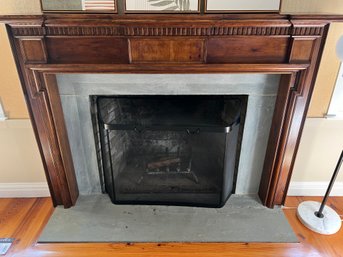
[129,38,205,63]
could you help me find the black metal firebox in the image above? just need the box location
[92,95,243,207]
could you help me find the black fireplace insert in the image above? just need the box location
[92,95,243,207]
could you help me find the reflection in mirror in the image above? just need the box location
[41,0,117,12]
[125,0,200,13]
[206,0,280,12]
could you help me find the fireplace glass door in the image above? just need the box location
[94,96,242,207]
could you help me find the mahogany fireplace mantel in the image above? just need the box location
[0,13,334,208]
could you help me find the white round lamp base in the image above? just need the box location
[297,201,342,235]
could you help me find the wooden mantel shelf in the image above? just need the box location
[27,63,310,73]
[0,13,338,208]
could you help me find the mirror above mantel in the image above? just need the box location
[40,0,281,13]
[41,0,118,12]
[205,0,280,13]
[2,0,342,15]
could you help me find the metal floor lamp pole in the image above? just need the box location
[315,150,343,219]
[297,150,343,235]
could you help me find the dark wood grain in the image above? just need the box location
[7,25,79,208]
[44,74,79,205]
[207,37,290,63]
[274,29,328,205]
[46,37,129,64]
[27,63,309,73]
[129,38,205,63]
[258,74,297,207]
[18,38,47,63]
[289,38,317,63]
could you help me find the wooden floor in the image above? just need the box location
[1,197,342,257]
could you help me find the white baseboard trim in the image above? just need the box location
[0,183,50,198]
[288,182,343,196]
[1,181,342,198]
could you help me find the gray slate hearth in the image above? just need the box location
[39,195,298,243]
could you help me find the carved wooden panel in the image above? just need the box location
[43,74,79,205]
[18,38,47,63]
[291,21,325,37]
[258,74,296,206]
[46,37,129,64]
[38,25,292,37]
[207,37,290,63]
[289,38,317,63]
[129,38,205,63]
[17,68,78,207]
[273,36,324,205]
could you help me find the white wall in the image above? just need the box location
[0,120,48,197]
[281,0,343,15]
[288,118,343,196]
[0,0,41,15]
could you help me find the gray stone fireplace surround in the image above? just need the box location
[57,74,280,196]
